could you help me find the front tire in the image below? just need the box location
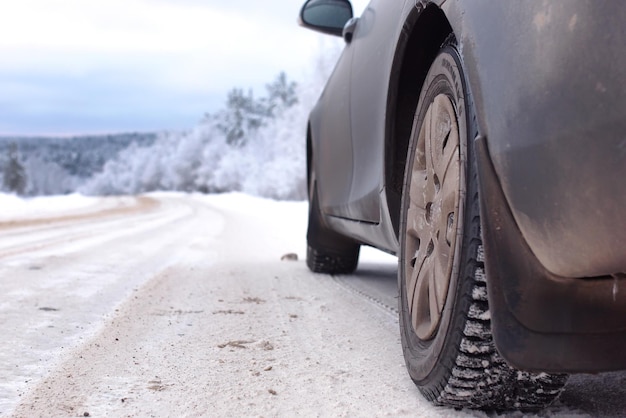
[398,45,567,411]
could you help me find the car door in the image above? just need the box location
[347,0,409,223]
[313,46,356,219]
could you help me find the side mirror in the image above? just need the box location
[298,0,354,37]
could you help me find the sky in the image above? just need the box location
[0,0,367,136]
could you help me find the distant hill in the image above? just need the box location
[0,133,159,195]
[0,133,158,178]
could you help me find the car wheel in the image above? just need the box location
[398,45,567,411]
[306,170,360,275]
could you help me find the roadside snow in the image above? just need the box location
[0,194,96,219]
[0,193,136,222]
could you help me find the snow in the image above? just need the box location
[0,192,405,417]
[0,192,623,417]
[0,193,98,220]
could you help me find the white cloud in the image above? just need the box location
[1,0,240,52]
[0,0,365,134]
[0,0,318,73]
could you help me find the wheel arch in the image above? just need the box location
[384,4,453,238]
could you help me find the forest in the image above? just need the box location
[1,71,318,201]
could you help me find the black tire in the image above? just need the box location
[306,175,360,275]
[398,45,567,411]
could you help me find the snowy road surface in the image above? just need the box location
[0,193,624,417]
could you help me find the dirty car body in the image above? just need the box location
[300,0,626,410]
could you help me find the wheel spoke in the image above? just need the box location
[440,162,459,216]
[412,250,435,335]
[432,95,459,183]
[409,168,427,208]
[424,107,437,194]
[407,253,421,322]
[433,230,452,304]
[406,204,427,238]
[406,208,428,292]
[439,138,459,184]
[429,250,443,317]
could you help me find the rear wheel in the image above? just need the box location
[306,170,360,275]
[398,45,567,411]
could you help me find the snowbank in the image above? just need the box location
[0,193,101,221]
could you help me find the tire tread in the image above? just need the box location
[422,185,568,411]
[306,244,359,275]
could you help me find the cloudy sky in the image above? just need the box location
[0,0,366,136]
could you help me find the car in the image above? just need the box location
[298,0,626,411]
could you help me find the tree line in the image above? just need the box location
[1,72,300,198]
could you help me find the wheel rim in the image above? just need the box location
[405,94,461,341]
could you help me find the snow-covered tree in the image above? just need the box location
[264,71,298,117]
[214,88,264,147]
[3,143,27,195]
[211,72,299,147]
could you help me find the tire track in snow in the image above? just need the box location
[0,197,160,260]
[332,274,399,318]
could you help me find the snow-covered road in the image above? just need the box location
[0,193,623,417]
